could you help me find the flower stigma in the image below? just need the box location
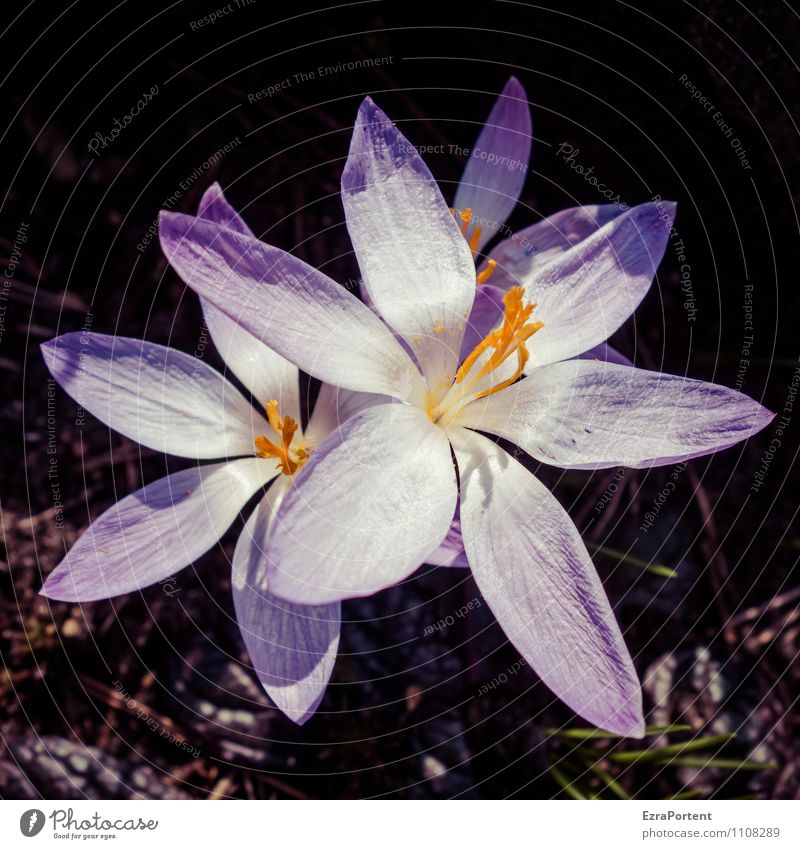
[254,400,309,476]
[428,285,542,426]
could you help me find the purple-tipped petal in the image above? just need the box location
[459,359,775,470]
[233,492,340,725]
[576,341,632,367]
[482,203,628,288]
[454,77,532,253]
[194,187,302,420]
[42,459,276,602]
[197,183,255,237]
[42,333,264,459]
[267,404,457,605]
[452,428,644,737]
[160,212,424,404]
[487,202,675,369]
[342,97,475,401]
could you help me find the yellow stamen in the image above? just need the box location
[254,400,309,476]
[468,225,482,255]
[476,259,497,285]
[451,206,484,260]
[455,285,543,400]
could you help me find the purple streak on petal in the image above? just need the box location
[41,459,275,602]
[454,77,532,253]
[452,428,644,737]
[233,496,340,725]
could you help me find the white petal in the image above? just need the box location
[458,359,775,469]
[42,333,265,459]
[304,382,388,446]
[42,459,275,602]
[451,428,644,737]
[504,202,674,368]
[195,185,302,420]
[342,98,476,400]
[483,203,628,288]
[267,404,457,604]
[233,489,340,725]
[160,212,425,404]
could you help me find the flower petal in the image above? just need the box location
[490,202,674,368]
[42,459,275,602]
[459,359,775,469]
[451,428,644,737]
[196,183,255,238]
[482,203,628,288]
[342,97,476,401]
[42,333,264,459]
[233,490,340,725]
[193,186,303,420]
[453,77,532,253]
[160,211,424,404]
[460,283,506,361]
[425,511,469,568]
[304,382,388,446]
[267,404,457,604]
[575,341,632,367]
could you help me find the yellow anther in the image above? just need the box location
[455,285,543,400]
[254,400,309,476]
[476,259,497,285]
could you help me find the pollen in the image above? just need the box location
[254,400,309,476]
[454,285,543,400]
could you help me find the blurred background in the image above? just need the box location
[0,0,798,799]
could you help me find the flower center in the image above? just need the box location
[451,206,497,284]
[429,285,542,425]
[254,400,309,476]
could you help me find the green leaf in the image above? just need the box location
[607,733,736,763]
[586,542,678,579]
[581,758,631,799]
[548,764,590,800]
[546,724,691,741]
[659,756,779,771]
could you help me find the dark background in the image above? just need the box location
[0,0,798,799]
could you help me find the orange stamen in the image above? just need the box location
[451,207,484,260]
[254,400,309,476]
[455,286,543,400]
[476,259,497,285]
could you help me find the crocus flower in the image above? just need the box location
[40,185,380,724]
[159,99,774,737]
